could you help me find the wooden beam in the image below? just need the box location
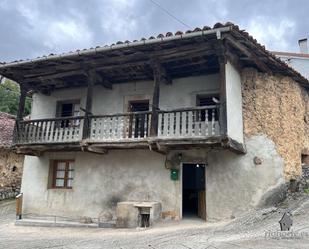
[92,72,112,89]
[223,35,272,74]
[16,84,27,121]
[82,70,94,139]
[150,61,161,136]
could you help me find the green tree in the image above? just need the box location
[0,79,31,116]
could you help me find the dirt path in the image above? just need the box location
[1,198,309,249]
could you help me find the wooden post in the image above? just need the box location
[218,54,228,136]
[150,62,161,137]
[82,70,94,139]
[14,84,27,144]
[16,193,23,220]
[16,84,27,121]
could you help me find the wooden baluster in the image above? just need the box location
[102,118,106,139]
[148,113,152,137]
[191,111,195,137]
[161,113,165,136]
[131,114,136,139]
[97,118,102,140]
[205,109,209,136]
[212,108,215,135]
[44,121,49,142]
[173,112,176,135]
[92,118,96,139]
[41,121,45,142]
[137,114,141,138]
[125,115,129,139]
[32,121,37,143]
[144,113,147,138]
[24,122,29,143]
[55,120,59,142]
[113,117,117,139]
[198,110,202,136]
[71,119,76,141]
[185,111,189,135]
[158,113,162,136]
[179,112,182,136]
[109,117,113,140]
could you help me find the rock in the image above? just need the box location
[99,211,113,222]
[79,216,93,224]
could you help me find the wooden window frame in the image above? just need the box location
[56,99,81,118]
[52,160,74,189]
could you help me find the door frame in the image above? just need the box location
[180,161,207,220]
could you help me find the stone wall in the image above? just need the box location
[0,149,24,200]
[242,68,309,180]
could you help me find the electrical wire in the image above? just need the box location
[149,0,191,29]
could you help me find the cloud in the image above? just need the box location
[0,0,308,62]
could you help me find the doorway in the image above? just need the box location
[128,100,149,138]
[182,163,206,220]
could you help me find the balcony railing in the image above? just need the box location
[15,116,84,144]
[14,106,220,145]
[158,106,219,138]
[90,111,152,141]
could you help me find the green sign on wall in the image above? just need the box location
[170,169,179,181]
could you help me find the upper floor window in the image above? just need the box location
[56,100,80,128]
[196,94,220,121]
[56,100,80,118]
[52,160,74,189]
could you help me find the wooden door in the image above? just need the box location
[198,190,206,220]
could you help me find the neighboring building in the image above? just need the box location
[273,39,309,79]
[0,112,24,200]
[1,22,309,225]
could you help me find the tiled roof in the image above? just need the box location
[0,22,307,86]
[0,112,15,148]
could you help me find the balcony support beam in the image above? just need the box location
[82,70,95,139]
[16,84,28,121]
[150,61,162,137]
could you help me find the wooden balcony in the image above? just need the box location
[13,106,222,154]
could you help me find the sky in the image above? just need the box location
[0,0,308,62]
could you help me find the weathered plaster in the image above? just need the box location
[21,150,178,220]
[206,135,284,220]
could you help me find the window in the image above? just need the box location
[196,94,220,122]
[56,100,80,128]
[52,160,74,189]
[56,100,80,117]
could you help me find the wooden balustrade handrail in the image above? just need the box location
[17,106,218,124]
[158,105,218,113]
[19,116,85,123]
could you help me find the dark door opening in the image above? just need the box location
[128,100,149,138]
[182,163,206,220]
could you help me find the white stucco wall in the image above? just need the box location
[278,56,309,80]
[21,150,179,220]
[31,74,220,119]
[21,134,285,221]
[205,135,284,220]
[225,61,244,144]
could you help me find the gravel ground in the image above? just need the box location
[1,198,309,249]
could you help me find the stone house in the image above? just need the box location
[0,112,24,200]
[0,22,309,225]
